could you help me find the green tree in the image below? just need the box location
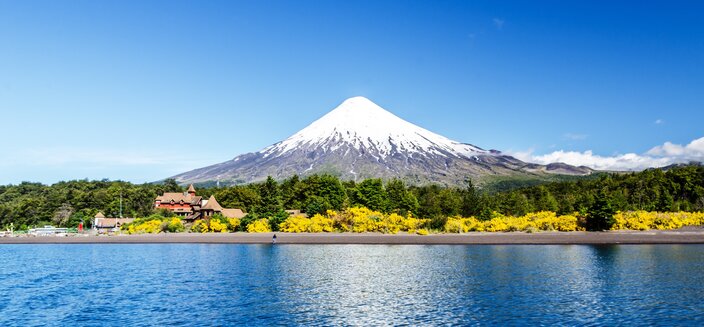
[586,189,616,231]
[254,176,287,231]
[161,178,182,193]
[302,174,347,211]
[255,176,283,216]
[460,179,482,217]
[385,179,419,215]
[304,195,331,216]
[353,179,388,212]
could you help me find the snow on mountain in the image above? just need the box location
[261,96,487,159]
[170,97,592,186]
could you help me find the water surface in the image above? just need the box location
[1,244,702,326]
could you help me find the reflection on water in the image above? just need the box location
[0,244,703,325]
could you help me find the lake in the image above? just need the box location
[1,244,703,326]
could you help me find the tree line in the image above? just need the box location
[1,165,702,230]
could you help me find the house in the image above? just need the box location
[93,212,134,234]
[154,184,246,222]
[154,184,201,217]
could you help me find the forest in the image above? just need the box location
[0,164,702,231]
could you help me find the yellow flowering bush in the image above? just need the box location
[279,216,311,233]
[277,208,430,234]
[227,218,241,232]
[279,214,335,233]
[126,219,162,234]
[444,211,581,233]
[483,218,510,232]
[416,228,429,235]
[309,214,334,232]
[613,211,704,230]
[529,211,579,232]
[191,219,208,233]
[164,218,185,233]
[209,219,228,233]
[445,217,483,232]
[247,219,272,233]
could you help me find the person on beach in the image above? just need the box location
[272,233,277,244]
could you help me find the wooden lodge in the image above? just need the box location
[155,184,245,222]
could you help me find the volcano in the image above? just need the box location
[170,97,592,186]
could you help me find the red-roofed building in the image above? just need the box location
[155,184,246,222]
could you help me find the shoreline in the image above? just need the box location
[2,230,704,245]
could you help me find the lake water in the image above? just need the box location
[1,244,703,326]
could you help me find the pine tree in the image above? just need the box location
[460,179,481,217]
[586,189,616,231]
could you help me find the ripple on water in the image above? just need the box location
[0,244,703,326]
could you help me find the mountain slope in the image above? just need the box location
[171,97,592,186]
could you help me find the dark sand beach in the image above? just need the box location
[2,229,704,244]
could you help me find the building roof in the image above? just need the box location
[95,212,106,219]
[156,193,201,205]
[187,184,196,193]
[201,195,223,211]
[94,218,134,228]
[222,208,246,219]
[286,209,308,218]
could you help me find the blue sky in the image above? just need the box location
[1,0,703,184]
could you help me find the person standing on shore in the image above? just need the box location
[272,233,277,244]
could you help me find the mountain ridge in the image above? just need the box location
[170,97,592,186]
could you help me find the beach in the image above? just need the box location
[2,229,704,244]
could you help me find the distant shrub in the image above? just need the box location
[126,219,162,234]
[613,211,704,230]
[226,218,241,232]
[163,218,185,233]
[247,219,272,233]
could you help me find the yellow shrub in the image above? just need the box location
[209,219,228,233]
[444,217,482,233]
[309,214,334,232]
[528,211,578,232]
[227,218,241,232]
[247,219,272,233]
[612,211,704,230]
[280,216,311,233]
[191,220,208,233]
[444,211,579,233]
[553,214,579,231]
[483,219,509,232]
[129,219,162,234]
[416,228,429,235]
[279,214,335,233]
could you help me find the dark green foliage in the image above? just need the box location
[586,189,616,231]
[239,213,258,231]
[161,179,182,193]
[302,174,346,211]
[429,216,448,230]
[255,176,284,217]
[1,165,703,230]
[385,179,419,215]
[267,210,291,232]
[352,179,388,212]
[304,196,331,216]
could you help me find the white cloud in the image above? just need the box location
[655,119,664,125]
[647,137,704,158]
[493,18,505,30]
[512,136,704,171]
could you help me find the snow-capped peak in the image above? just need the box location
[261,96,487,158]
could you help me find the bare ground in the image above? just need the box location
[2,230,704,244]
